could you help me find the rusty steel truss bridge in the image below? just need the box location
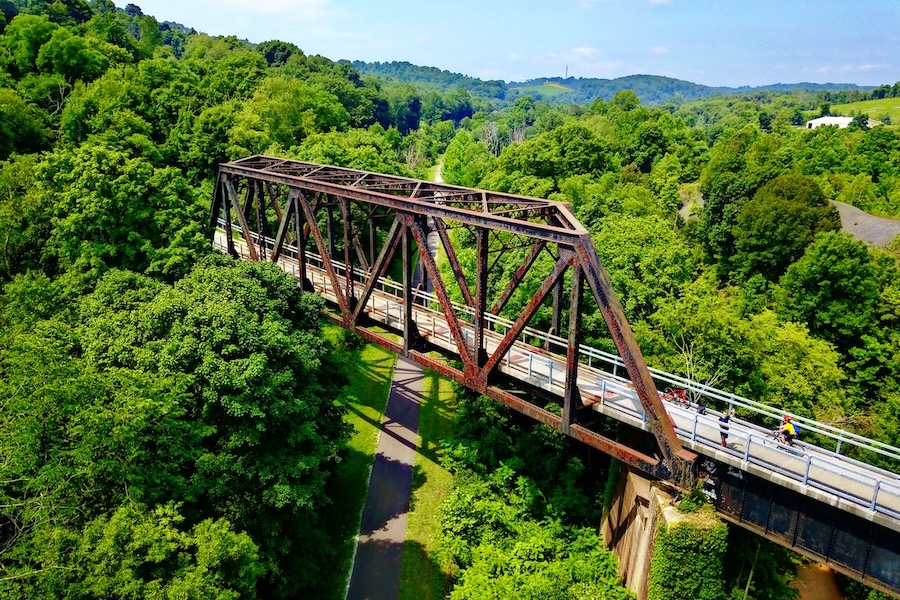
[210,156,900,596]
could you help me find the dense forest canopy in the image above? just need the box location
[1,0,899,598]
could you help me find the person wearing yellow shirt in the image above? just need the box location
[779,416,797,446]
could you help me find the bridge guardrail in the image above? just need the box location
[215,228,900,519]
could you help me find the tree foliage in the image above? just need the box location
[733,174,840,281]
[647,506,728,600]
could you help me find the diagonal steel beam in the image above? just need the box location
[298,190,351,319]
[225,177,258,261]
[270,189,299,262]
[480,251,573,381]
[406,215,474,372]
[433,217,475,308]
[351,219,402,325]
[490,240,546,316]
[574,233,695,486]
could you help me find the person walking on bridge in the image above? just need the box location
[718,408,733,447]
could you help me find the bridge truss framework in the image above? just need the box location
[210,155,697,487]
[211,157,900,597]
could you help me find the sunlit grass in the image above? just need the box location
[399,370,457,600]
[832,97,900,125]
[319,323,396,599]
[509,82,574,97]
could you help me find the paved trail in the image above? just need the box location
[345,357,423,600]
[832,200,900,247]
[345,161,440,599]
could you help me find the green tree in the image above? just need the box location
[732,174,840,281]
[0,87,49,158]
[1,503,264,599]
[38,143,208,279]
[749,310,849,420]
[292,128,410,175]
[778,231,880,354]
[442,129,494,187]
[591,213,698,323]
[80,259,350,594]
[0,156,52,278]
[228,76,349,156]
[0,13,57,77]
[35,27,108,81]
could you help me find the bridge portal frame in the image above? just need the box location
[210,156,697,487]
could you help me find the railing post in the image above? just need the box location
[600,380,607,408]
[836,435,843,455]
[803,454,813,485]
[691,413,699,442]
[744,434,752,461]
[548,359,554,387]
[870,480,881,512]
[528,353,534,378]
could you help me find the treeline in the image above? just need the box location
[819,81,900,104]
[350,59,507,100]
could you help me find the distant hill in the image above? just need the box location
[350,60,873,106]
[348,60,507,100]
[510,76,873,105]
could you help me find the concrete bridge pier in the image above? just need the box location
[601,467,674,599]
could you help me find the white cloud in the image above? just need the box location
[649,46,670,56]
[571,47,598,57]
[508,52,523,61]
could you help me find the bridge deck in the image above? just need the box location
[214,231,900,536]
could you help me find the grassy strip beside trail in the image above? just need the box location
[319,325,397,600]
[399,369,458,600]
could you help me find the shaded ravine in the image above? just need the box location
[345,356,423,600]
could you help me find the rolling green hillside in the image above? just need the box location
[832,97,900,125]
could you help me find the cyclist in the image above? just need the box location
[779,416,797,447]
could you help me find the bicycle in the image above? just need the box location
[662,387,689,409]
[662,387,707,414]
[769,428,804,454]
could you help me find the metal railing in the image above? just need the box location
[214,227,900,519]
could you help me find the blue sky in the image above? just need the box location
[118,0,900,87]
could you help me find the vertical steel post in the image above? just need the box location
[549,275,563,351]
[326,202,337,260]
[255,181,269,260]
[369,219,376,268]
[562,264,584,435]
[221,176,236,258]
[402,220,414,355]
[473,227,489,367]
[295,192,307,288]
[341,197,354,311]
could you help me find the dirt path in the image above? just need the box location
[792,563,845,600]
[345,357,423,600]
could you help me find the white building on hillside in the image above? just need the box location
[806,115,882,129]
